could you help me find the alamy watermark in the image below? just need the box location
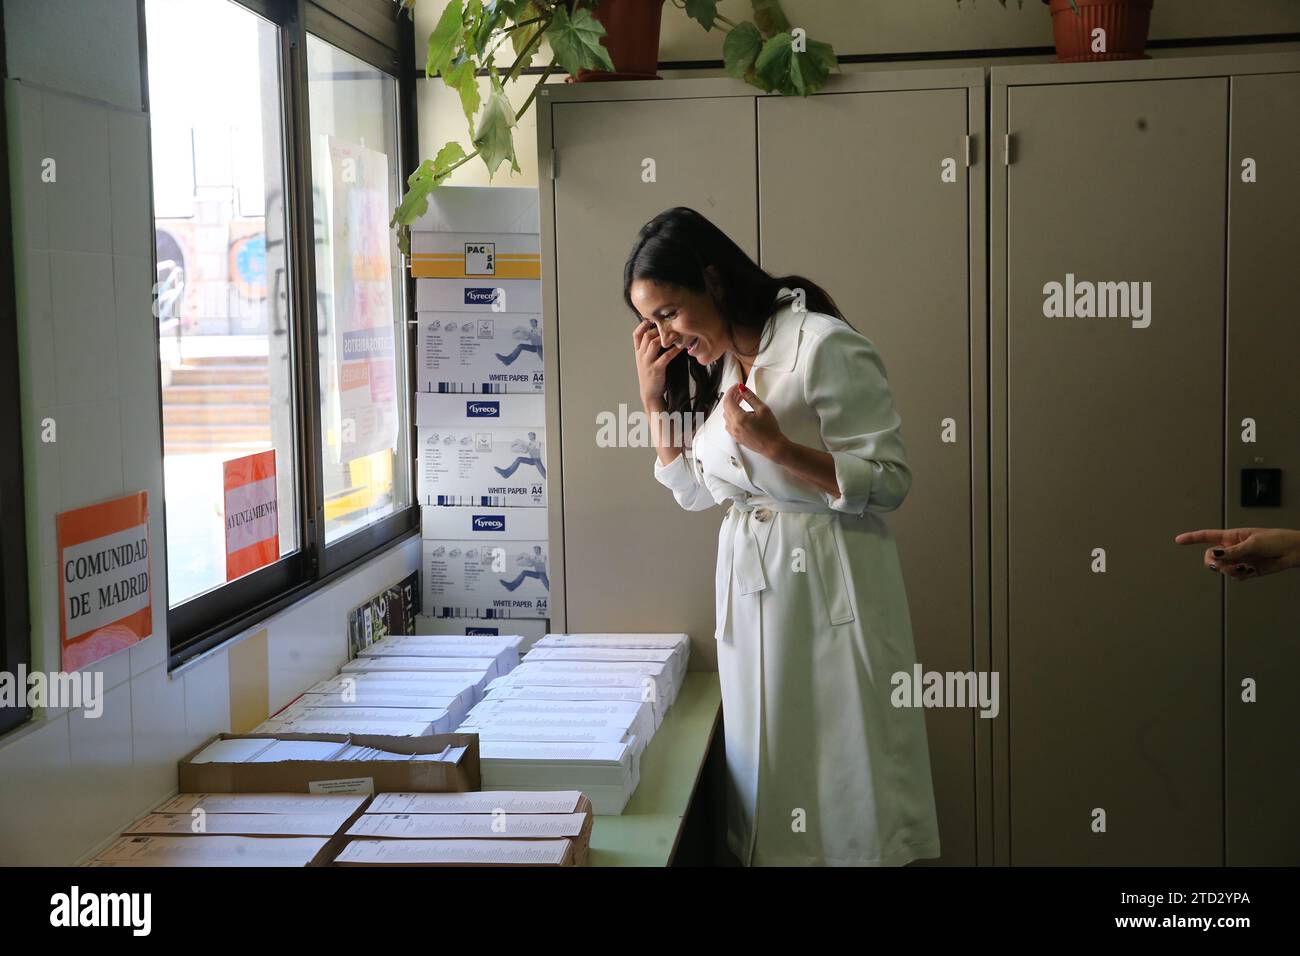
[0,666,104,718]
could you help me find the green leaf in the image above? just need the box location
[443,58,482,135]
[684,0,718,30]
[510,1,546,69]
[426,0,464,77]
[723,21,763,82]
[390,142,470,255]
[548,5,615,77]
[750,0,790,37]
[753,32,836,96]
[473,77,520,178]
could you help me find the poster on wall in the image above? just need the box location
[346,571,421,659]
[223,450,279,581]
[56,492,152,672]
[323,136,398,465]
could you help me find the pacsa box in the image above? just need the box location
[409,186,539,280]
[421,507,550,619]
[416,393,547,508]
[416,312,544,395]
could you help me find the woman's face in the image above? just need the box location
[629,278,729,366]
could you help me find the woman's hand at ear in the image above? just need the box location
[633,319,679,410]
[722,383,789,461]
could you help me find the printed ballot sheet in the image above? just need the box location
[124,813,347,837]
[367,791,584,814]
[348,813,586,839]
[154,793,367,816]
[336,838,571,866]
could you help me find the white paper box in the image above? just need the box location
[421,508,550,619]
[416,278,541,314]
[416,393,546,507]
[416,313,544,395]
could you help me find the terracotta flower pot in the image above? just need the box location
[574,0,667,82]
[1046,0,1153,63]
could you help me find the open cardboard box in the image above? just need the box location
[178,732,480,796]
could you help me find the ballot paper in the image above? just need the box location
[247,740,350,762]
[538,633,690,650]
[416,312,545,395]
[335,838,571,866]
[416,394,546,507]
[155,793,368,817]
[332,743,468,763]
[88,835,329,867]
[482,683,663,730]
[467,698,655,745]
[524,646,687,684]
[342,655,499,677]
[348,813,586,840]
[358,635,520,676]
[510,660,679,706]
[188,737,275,764]
[414,616,546,653]
[298,692,467,724]
[125,813,347,837]
[256,717,439,738]
[459,713,637,744]
[478,739,638,794]
[280,705,453,727]
[368,791,585,814]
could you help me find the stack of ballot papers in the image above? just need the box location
[334,790,592,866]
[340,656,500,702]
[530,632,689,683]
[305,673,476,723]
[256,701,456,738]
[187,737,468,764]
[476,741,641,815]
[87,793,369,867]
[357,634,523,673]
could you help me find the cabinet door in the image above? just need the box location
[549,97,758,668]
[758,88,978,865]
[1005,78,1227,864]
[1225,72,1300,866]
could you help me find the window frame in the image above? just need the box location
[146,0,419,669]
[0,8,34,734]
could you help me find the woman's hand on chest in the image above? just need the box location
[721,383,791,463]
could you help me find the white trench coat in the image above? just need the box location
[652,291,941,866]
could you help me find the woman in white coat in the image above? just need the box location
[626,207,941,867]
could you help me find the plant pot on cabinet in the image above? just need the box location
[573,0,667,82]
[1045,0,1153,63]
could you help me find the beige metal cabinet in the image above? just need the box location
[1224,71,1300,866]
[992,52,1300,866]
[757,80,986,865]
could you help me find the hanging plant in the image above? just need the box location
[390,0,837,253]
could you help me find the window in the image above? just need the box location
[0,81,32,734]
[306,35,411,546]
[143,0,417,664]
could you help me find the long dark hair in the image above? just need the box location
[623,207,843,419]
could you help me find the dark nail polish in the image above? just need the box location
[1235,564,1247,572]
[1208,563,1217,571]
[1212,549,1225,557]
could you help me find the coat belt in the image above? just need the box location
[717,496,836,641]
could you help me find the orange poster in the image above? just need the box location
[57,492,152,672]
[224,450,279,581]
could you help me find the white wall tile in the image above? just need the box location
[56,398,124,511]
[67,681,139,853]
[17,249,56,411]
[42,90,112,254]
[184,652,231,751]
[5,81,48,249]
[4,0,143,112]
[25,404,60,571]
[112,254,158,398]
[128,662,187,814]
[108,110,152,261]
[49,250,120,406]
[0,715,76,865]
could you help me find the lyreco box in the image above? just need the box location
[416,313,544,395]
[414,615,547,653]
[416,393,547,507]
[416,279,541,315]
[421,507,550,619]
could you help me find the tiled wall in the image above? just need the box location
[0,0,419,866]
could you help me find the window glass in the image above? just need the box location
[306,35,411,545]
[145,0,300,605]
